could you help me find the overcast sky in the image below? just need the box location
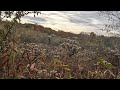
[18,11,116,36]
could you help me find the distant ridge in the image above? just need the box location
[0,20,114,38]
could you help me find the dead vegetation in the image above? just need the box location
[0,20,120,79]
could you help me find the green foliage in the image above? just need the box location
[97,57,116,69]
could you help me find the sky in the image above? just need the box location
[7,11,118,36]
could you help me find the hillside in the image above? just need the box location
[1,20,120,79]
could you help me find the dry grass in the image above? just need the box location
[0,21,120,79]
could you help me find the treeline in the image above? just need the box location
[1,20,120,50]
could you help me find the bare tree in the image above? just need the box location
[99,11,120,36]
[0,11,41,22]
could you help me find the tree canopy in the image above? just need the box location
[0,11,41,22]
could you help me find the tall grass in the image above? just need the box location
[0,21,120,79]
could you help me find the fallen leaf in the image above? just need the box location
[30,63,36,70]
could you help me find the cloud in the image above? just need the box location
[21,11,110,35]
[23,16,46,22]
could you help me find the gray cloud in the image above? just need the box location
[22,11,110,35]
[23,16,46,22]
[69,17,91,24]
